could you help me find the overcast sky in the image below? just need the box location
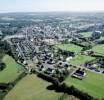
[0,0,104,13]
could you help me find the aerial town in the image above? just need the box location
[0,12,104,100]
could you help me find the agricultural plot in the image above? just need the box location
[79,32,93,37]
[4,74,63,100]
[70,55,95,66]
[1,16,15,21]
[56,43,82,54]
[0,55,22,83]
[98,36,104,40]
[64,71,104,99]
[91,44,104,55]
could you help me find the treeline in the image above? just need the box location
[0,63,6,71]
[0,41,10,73]
[0,72,26,100]
[56,83,96,100]
[0,41,13,57]
[71,41,93,51]
[37,73,97,100]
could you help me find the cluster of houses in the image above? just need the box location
[8,31,74,80]
[35,46,70,78]
[6,25,104,81]
[84,58,104,74]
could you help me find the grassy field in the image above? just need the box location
[91,44,104,55]
[4,74,63,100]
[98,36,104,40]
[56,43,82,54]
[0,55,22,83]
[64,71,104,99]
[70,55,95,66]
[79,32,93,37]
[1,16,15,21]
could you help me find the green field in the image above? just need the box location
[91,44,104,55]
[98,36,104,40]
[1,16,15,21]
[56,43,82,54]
[79,32,93,37]
[64,71,104,99]
[4,74,63,100]
[0,55,22,83]
[70,55,95,66]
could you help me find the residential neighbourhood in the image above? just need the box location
[0,12,104,100]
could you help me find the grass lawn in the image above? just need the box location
[79,32,93,37]
[64,71,104,99]
[98,36,104,40]
[70,55,95,66]
[0,55,22,83]
[4,74,63,100]
[91,44,104,55]
[56,43,82,54]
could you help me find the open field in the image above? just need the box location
[91,44,104,55]
[1,16,15,21]
[70,55,95,66]
[4,74,63,100]
[0,55,22,83]
[64,71,104,99]
[79,32,93,37]
[98,36,104,40]
[56,43,82,54]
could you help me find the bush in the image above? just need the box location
[0,63,6,71]
[60,84,96,100]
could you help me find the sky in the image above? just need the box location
[0,0,104,13]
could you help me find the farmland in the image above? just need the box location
[1,16,15,21]
[91,44,104,55]
[56,43,82,54]
[0,55,22,83]
[64,71,104,99]
[98,36,104,40]
[70,54,95,66]
[79,32,93,37]
[4,74,63,100]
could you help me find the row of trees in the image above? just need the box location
[0,63,6,71]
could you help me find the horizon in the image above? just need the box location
[1,11,104,14]
[0,0,104,13]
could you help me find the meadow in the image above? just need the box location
[56,43,82,54]
[64,71,104,99]
[0,55,22,83]
[70,54,95,66]
[4,74,63,100]
[79,32,93,37]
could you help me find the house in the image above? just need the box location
[44,68,55,76]
[57,61,69,68]
[72,68,86,80]
[66,56,73,62]
[36,63,46,72]
[47,59,55,64]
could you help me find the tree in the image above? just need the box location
[0,63,6,71]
